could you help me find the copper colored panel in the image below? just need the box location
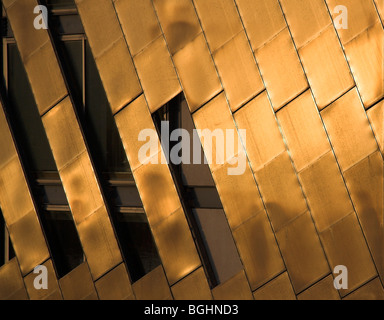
[95,263,135,300]
[236,0,286,50]
[114,0,162,56]
[213,31,264,112]
[59,262,98,300]
[173,34,222,112]
[276,212,330,294]
[151,208,201,285]
[299,26,354,110]
[43,290,63,300]
[298,151,354,232]
[320,213,377,296]
[343,152,384,281]
[367,101,384,154]
[0,106,17,167]
[212,270,253,300]
[24,260,61,300]
[297,275,340,300]
[132,265,172,300]
[277,90,331,172]
[343,277,384,300]
[194,0,243,52]
[326,0,379,44]
[134,36,181,113]
[211,159,264,230]
[95,37,142,115]
[42,96,86,170]
[253,272,296,300]
[255,152,308,231]
[234,92,285,171]
[77,206,122,280]
[321,89,378,171]
[0,259,27,300]
[255,28,308,111]
[344,21,384,108]
[152,0,201,54]
[7,288,29,300]
[375,0,384,22]
[233,212,285,290]
[279,0,331,48]
[171,267,212,300]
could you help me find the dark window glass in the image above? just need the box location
[46,0,76,10]
[0,209,15,267]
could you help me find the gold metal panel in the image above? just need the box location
[299,26,354,110]
[277,90,331,172]
[59,151,104,224]
[42,290,63,301]
[194,0,243,53]
[255,28,308,111]
[24,260,61,300]
[321,89,378,172]
[213,31,264,112]
[232,212,285,290]
[173,34,222,112]
[152,0,201,55]
[276,212,330,293]
[132,265,172,300]
[279,0,331,48]
[234,92,285,171]
[42,96,87,170]
[344,21,384,108]
[6,288,29,300]
[236,0,286,50]
[211,159,264,230]
[253,272,296,300]
[343,151,384,281]
[0,258,27,300]
[95,263,135,300]
[133,36,181,113]
[376,0,384,22]
[114,0,162,56]
[320,213,377,296]
[327,0,379,44]
[0,105,18,168]
[212,270,253,300]
[367,101,384,154]
[297,275,340,300]
[59,262,98,300]
[77,206,123,280]
[343,277,384,300]
[95,37,142,115]
[254,152,308,231]
[298,151,354,232]
[171,267,212,300]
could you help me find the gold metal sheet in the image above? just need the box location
[255,28,308,111]
[298,151,354,232]
[279,0,331,48]
[0,258,26,300]
[0,107,18,168]
[171,267,212,300]
[59,262,98,300]
[6,287,29,300]
[151,208,201,286]
[133,36,181,113]
[343,151,384,281]
[194,0,243,53]
[232,212,285,290]
[59,151,104,224]
[173,34,222,112]
[213,31,264,112]
[114,0,162,56]
[375,0,384,23]
[297,275,340,300]
[277,90,331,172]
[299,25,354,110]
[320,213,377,296]
[234,92,285,171]
[343,21,384,108]
[276,212,330,294]
[77,206,123,280]
[42,290,63,300]
[95,263,135,300]
[254,152,308,231]
[235,0,286,50]
[212,270,253,300]
[367,100,384,154]
[42,96,86,170]
[343,277,384,300]
[132,265,172,300]
[253,272,296,300]
[95,36,142,115]
[321,89,378,172]
[152,0,201,55]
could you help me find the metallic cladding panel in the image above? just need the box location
[171,267,212,300]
